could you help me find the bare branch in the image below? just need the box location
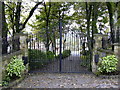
[20,1,43,31]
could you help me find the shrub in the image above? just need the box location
[62,50,71,58]
[2,56,25,86]
[28,49,55,70]
[2,75,10,86]
[56,50,71,59]
[80,55,87,60]
[80,50,90,55]
[80,55,90,68]
[46,51,55,60]
[28,49,47,70]
[98,55,118,74]
[28,49,47,60]
[6,56,25,78]
[80,50,91,69]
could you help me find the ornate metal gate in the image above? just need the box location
[28,28,91,73]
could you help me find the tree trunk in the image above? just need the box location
[53,29,56,55]
[45,18,50,51]
[13,2,21,51]
[85,2,92,70]
[91,3,99,49]
[106,2,114,51]
[85,2,92,50]
[44,2,51,51]
[2,2,8,54]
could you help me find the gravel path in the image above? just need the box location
[13,53,119,88]
[13,73,119,88]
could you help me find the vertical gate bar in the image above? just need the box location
[59,19,62,72]
[31,34,33,49]
[68,31,69,72]
[32,34,34,49]
[34,34,35,49]
[30,34,31,50]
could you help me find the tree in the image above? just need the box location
[106,2,115,51]
[2,1,43,53]
[30,2,72,52]
[2,2,9,54]
[91,2,100,48]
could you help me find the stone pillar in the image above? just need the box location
[19,33,29,73]
[113,43,120,71]
[102,35,108,49]
[92,34,103,73]
[20,33,28,56]
[92,34,108,73]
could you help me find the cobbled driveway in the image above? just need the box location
[13,73,119,88]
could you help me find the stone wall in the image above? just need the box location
[2,33,28,84]
[92,34,120,74]
[114,43,120,71]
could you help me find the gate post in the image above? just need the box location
[92,34,103,73]
[59,19,62,72]
[0,1,2,86]
[113,43,120,72]
[19,32,29,73]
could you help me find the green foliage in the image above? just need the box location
[80,50,90,55]
[80,50,91,68]
[46,51,55,60]
[2,75,10,86]
[28,49,47,60]
[80,55,90,68]
[2,56,25,86]
[115,18,120,26]
[62,50,71,59]
[56,50,71,59]
[6,56,25,78]
[2,81,9,86]
[80,55,87,60]
[98,55,118,74]
[28,49,55,70]
[28,49,47,70]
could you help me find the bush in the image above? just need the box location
[80,50,90,55]
[98,55,118,74]
[56,50,71,59]
[28,49,55,70]
[80,55,90,68]
[62,50,70,58]
[6,56,25,78]
[28,49,47,60]
[28,49,47,70]
[46,51,55,60]
[80,55,87,60]
[2,56,25,86]
[2,75,10,86]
